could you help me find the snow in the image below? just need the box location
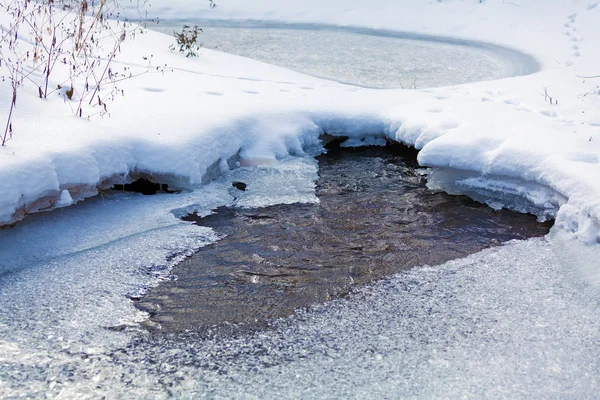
[1,0,600,396]
[1,0,599,243]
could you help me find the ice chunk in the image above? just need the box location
[427,168,567,221]
[56,190,74,207]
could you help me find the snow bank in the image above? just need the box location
[1,0,600,243]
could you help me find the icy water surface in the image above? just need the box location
[138,144,551,333]
[1,146,598,398]
[152,21,538,88]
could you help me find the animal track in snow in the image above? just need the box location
[563,12,583,59]
[538,109,558,118]
[236,77,263,82]
[143,88,166,93]
[439,121,459,130]
[205,91,224,96]
[565,152,599,164]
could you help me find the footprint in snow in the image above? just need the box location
[483,90,501,96]
[588,2,599,10]
[538,110,558,118]
[236,77,263,82]
[205,91,224,96]
[243,91,260,95]
[565,153,599,164]
[439,121,459,130]
[143,88,166,93]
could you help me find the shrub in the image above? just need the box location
[170,25,203,57]
[0,0,147,146]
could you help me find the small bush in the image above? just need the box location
[170,25,203,58]
[0,0,153,146]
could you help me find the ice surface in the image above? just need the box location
[2,233,599,398]
[0,154,318,350]
[228,156,319,209]
[151,21,535,89]
[427,168,568,222]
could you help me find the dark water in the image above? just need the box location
[136,144,551,333]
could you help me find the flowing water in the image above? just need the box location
[137,144,551,333]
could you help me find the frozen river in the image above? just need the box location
[1,21,599,399]
[151,20,539,89]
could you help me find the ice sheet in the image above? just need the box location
[2,233,599,398]
[150,21,535,89]
[0,155,319,352]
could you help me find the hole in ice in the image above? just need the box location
[112,179,175,195]
[136,140,553,334]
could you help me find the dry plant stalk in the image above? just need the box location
[0,0,156,146]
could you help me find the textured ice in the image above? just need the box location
[0,155,318,352]
[228,156,319,209]
[0,193,216,351]
[151,21,535,89]
[2,233,599,398]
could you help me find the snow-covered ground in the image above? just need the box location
[1,0,600,397]
[1,0,599,241]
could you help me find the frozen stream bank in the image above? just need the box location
[138,144,550,334]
